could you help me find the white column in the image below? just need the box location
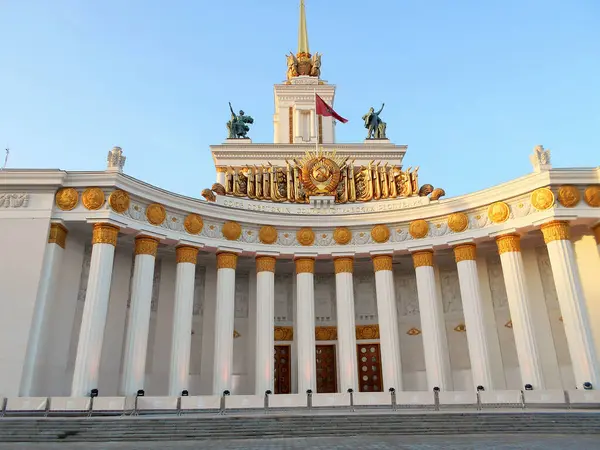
[295,257,316,393]
[255,256,276,395]
[309,109,316,139]
[212,252,237,395]
[453,245,494,390]
[412,251,452,391]
[120,236,159,395]
[294,108,301,141]
[541,221,600,388]
[168,246,199,396]
[334,257,358,393]
[216,169,226,186]
[496,234,545,389]
[71,223,119,397]
[372,255,403,391]
[20,224,68,396]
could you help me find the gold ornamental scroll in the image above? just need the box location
[48,223,68,249]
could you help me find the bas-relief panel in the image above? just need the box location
[193,267,206,316]
[439,268,462,313]
[486,256,508,310]
[235,272,249,319]
[76,243,92,303]
[394,272,419,317]
[354,273,377,322]
[275,274,292,323]
[314,274,335,323]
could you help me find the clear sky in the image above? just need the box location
[1,0,598,198]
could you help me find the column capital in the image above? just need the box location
[496,233,521,254]
[134,235,159,257]
[372,254,393,272]
[176,245,199,264]
[593,223,600,245]
[334,257,353,274]
[216,252,238,270]
[48,223,68,249]
[412,250,434,268]
[256,255,276,273]
[295,257,315,274]
[540,220,570,244]
[453,244,477,263]
[92,223,119,246]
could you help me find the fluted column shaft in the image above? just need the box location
[334,257,358,393]
[20,224,68,396]
[412,251,452,391]
[453,244,494,389]
[255,256,276,395]
[372,255,402,391]
[496,234,545,389]
[541,221,600,388]
[212,252,238,395]
[168,246,199,396]
[295,257,316,393]
[71,223,119,397]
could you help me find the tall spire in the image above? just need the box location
[298,0,310,56]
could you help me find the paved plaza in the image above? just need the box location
[1,434,599,450]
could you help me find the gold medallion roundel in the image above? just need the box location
[184,214,204,234]
[447,213,468,233]
[297,227,315,246]
[222,221,242,240]
[108,190,130,213]
[557,185,580,208]
[259,225,278,244]
[55,188,79,211]
[301,157,341,195]
[488,202,510,223]
[82,187,105,210]
[409,219,429,239]
[371,224,390,243]
[333,227,352,245]
[584,185,600,207]
[146,203,166,225]
[531,187,555,211]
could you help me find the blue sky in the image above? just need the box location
[1,0,598,198]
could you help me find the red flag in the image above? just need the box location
[315,94,348,123]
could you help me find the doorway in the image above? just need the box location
[357,343,383,392]
[316,344,337,393]
[274,345,291,394]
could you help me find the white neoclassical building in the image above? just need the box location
[0,1,599,402]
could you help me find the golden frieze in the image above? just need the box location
[82,187,105,210]
[409,219,429,239]
[371,224,390,243]
[531,187,555,211]
[222,221,242,240]
[488,202,510,223]
[184,214,204,235]
[448,212,468,233]
[108,190,130,213]
[146,203,166,225]
[356,324,380,340]
[557,185,580,208]
[333,227,352,245]
[315,326,337,341]
[259,225,278,244]
[55,188,79,211]
[274,326,293,341]
[297,227,315,246]
[584,185,600,207]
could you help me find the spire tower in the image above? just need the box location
[298,0,310,57]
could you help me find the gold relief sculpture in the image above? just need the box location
[216,252,238,270]
[409,219,429,239]
[371,224,390,243]
[134,235,159,257]
[333,227,352,245]
[222,221,242,240]
[259,225,278,244]
[496,234,521,254]
[296,227,315,246]
[540,220,570,244]
[295,257,315,274]
[488,201,510,223]
[108,190,130,213]
[584,185,600,207]
[176,246,199,264]
[406,327,421,336]
[557,185,580,208]
[256,255,276,273]
[454,324,466,332]
[55,188,79,211]
[356,324,380,340]
[593,224,600,245]
[315,326,337,341]
[274,326,293,341]
[453,244,476,263]
[92,223,119,246]
[184,214,204,235]
[201,188,216,202]
[48,223,68,249]
[334,257,353,274]
[372,255,392,272]
[82,187,105,210]
[530,187,555,211]
[412,251,434,268]
[448,213,468,233]
[146,203,166,225]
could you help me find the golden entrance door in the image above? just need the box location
[274,345,291,394]
[357,343,383,392]
[316,345,337,393]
